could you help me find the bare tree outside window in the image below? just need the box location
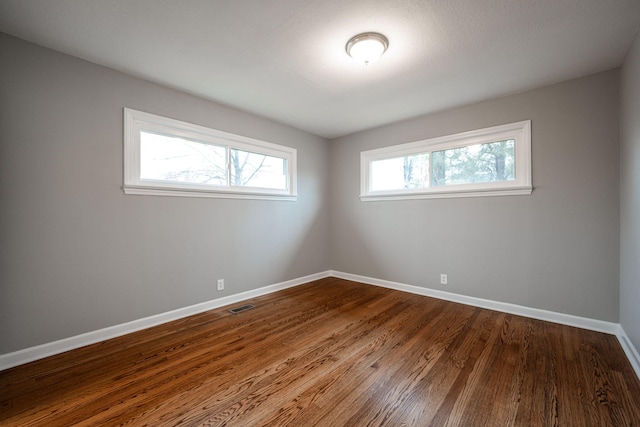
[140,132,287,190]
[230,149,287,189]
[140,132,227,185]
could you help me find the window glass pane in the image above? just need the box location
[230,148,287,190]
[432,139,515,186]
[140,131,227,185]
[370,153,430,191]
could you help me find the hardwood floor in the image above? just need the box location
[1,277,639,426]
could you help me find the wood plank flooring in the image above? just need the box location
[1,277,639,426]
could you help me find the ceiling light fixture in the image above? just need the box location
[346,32,389,65]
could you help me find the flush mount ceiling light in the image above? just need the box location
[346,32,389,65]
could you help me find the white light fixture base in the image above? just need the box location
[346,32,389,65]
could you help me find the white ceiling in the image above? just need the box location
[1,1,639,139]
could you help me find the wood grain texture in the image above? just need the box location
[1,277,639,426]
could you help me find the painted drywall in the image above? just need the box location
[0,29,627,357]
[329,70,620,322]
[621,32,640,354]
[0,34,330,354]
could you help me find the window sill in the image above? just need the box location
[360,186,533,201]
[123,185,297,201]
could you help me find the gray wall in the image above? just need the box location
[0,31,629,356]
[0,34,330,353]
[329,70,620,322]
[621,32,640,352]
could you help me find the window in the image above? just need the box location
[124,108,297,200]
[360,121,532,201]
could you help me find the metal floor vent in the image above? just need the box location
[229,304,256,314]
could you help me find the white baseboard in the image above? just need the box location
[0,271,331,371]
[329,271,620,334]
[3,269,639,382]
[616,325,640,379]
[331,272,640,380]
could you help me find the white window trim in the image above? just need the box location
[124,108,297,201]
[360,120,532,201]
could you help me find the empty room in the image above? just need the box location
[1,1,640,426]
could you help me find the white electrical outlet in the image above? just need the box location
[440,274,448,285]
[217,279,224,291]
